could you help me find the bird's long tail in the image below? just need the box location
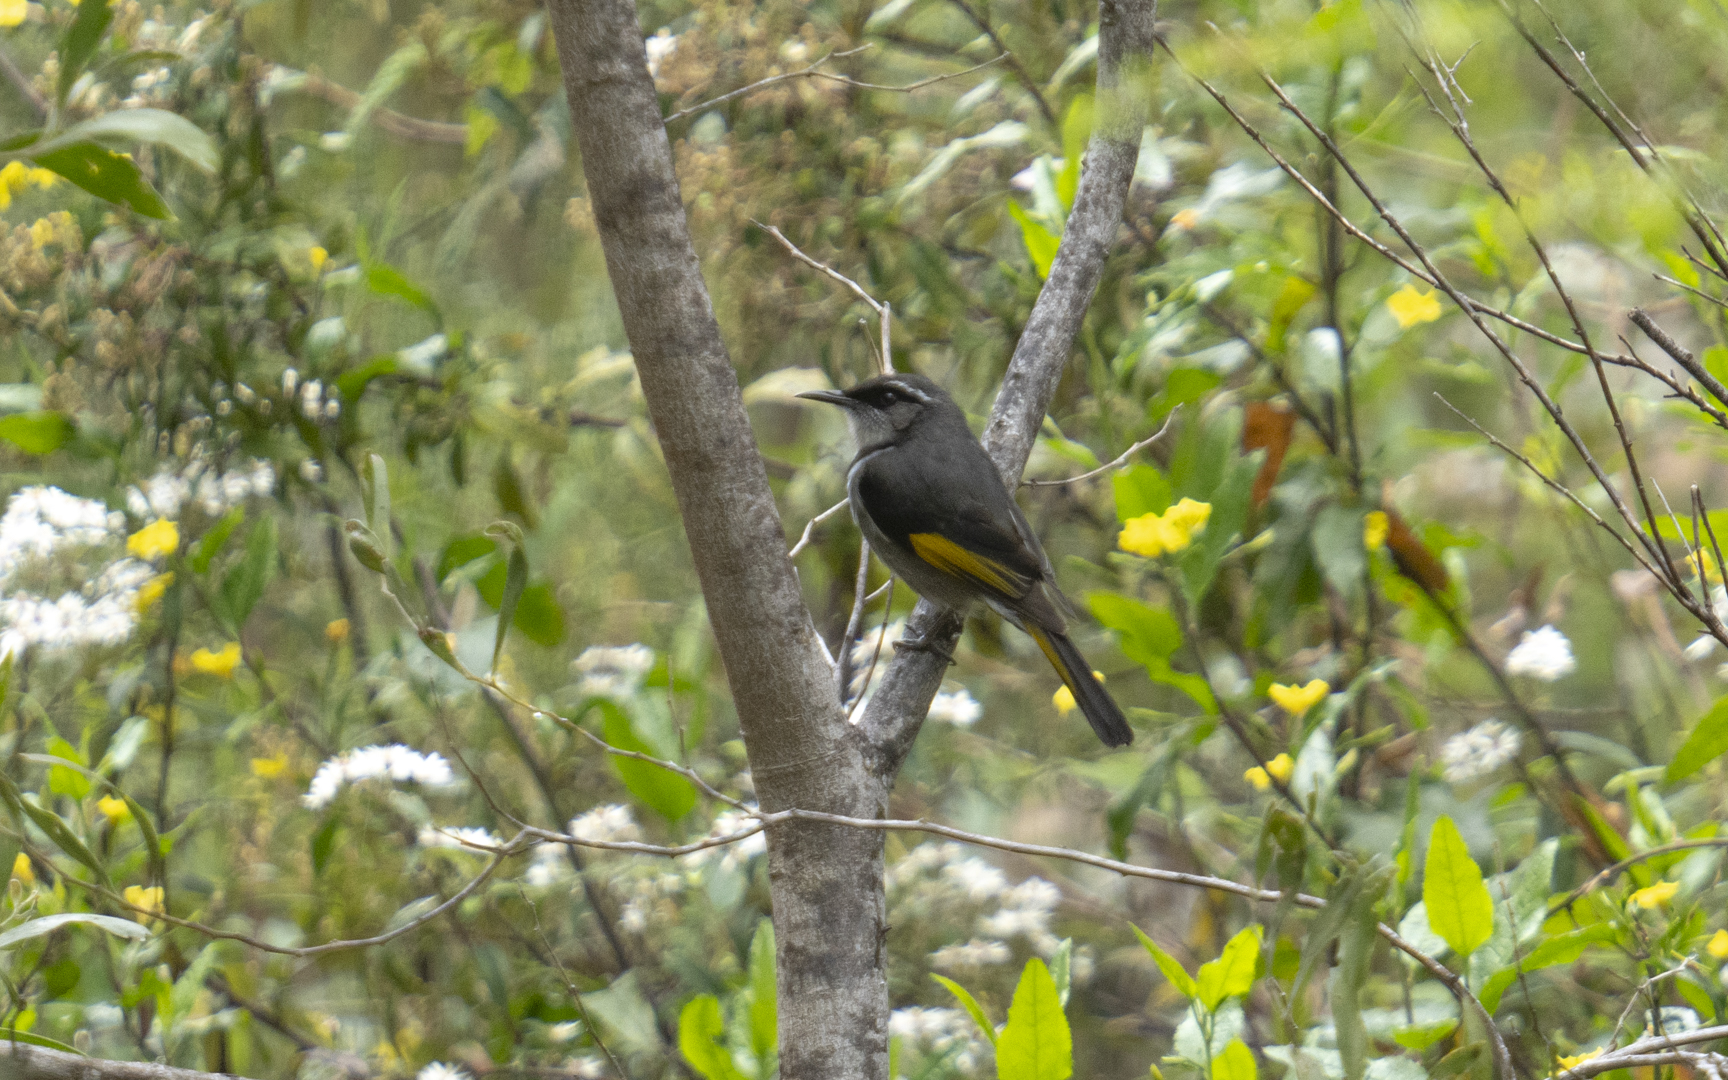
[1026,625,1133,747]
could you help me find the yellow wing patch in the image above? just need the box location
[909,533,1028,596]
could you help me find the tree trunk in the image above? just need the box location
[543,0,1160,1076]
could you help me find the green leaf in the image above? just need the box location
[336,356,400,401]
[1056,93,1093,211]
[193,508,245,575]
[365,454,392,562]
[596,701,695,822]
[1086,593,1182,665]
[30,143,169,218]
[678,995,746,1080]
[0,411,75,455]
[932,973,997,1046]
[1050,938,1073,1007]
[45,736,91,800]
[1668,695,1728,782]
[0,1027,84,1054]
[218,516,277,630]
[1477,925,1616,1013]
[438,534,498,580]
[511,582,566,647]
[1195,926,1261,1011]
[311,817,339,873]
[1423,816,1494,958]
[1132,923,1195,999]
[1114,463,1171,521]
[1266,276,1316,354]
[58,0,115,104]
[365,262,437,315]
[1311,505,1367,596]
[0,912,150,951]
[996,958,1072,1080]
[30,109,217,172]
[1212,1040,1258,1080]
[1008,200,1060,279]
[1393,1019,1459,1051]
[0,773,111,887]
[491,545,527,672]
[747,919,777,1064]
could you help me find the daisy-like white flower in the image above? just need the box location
[1439,719,1522,783]
[302,744,456,808]
[1505,625,1576,681]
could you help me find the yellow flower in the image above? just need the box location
[97,795,131,824]
[1707,928,1728,960]
[1629,880,1679,909]
[1245,753,1295,791]
[250,754,288,779]
[1169,207,1201,231]
[122,884,164,923]
[190,642,242,678]
[1557,1048,1602,1070]
[1687,549,1723,585]
[309,246,328,273]
[1387,283,1443,328]
[0,0,25,27]
[325,617,350,643]
[28,217,53,249]
[1052,670,1104,716]
[1119,498,1213,558]
[1364,511,1389,552]
[127,519,179,560]
[26,167,54,189]
[135,572,172,613]
[10,852,33,885]
[1269,679,1330,718]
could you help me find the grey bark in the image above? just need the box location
[0,1043,240,1080]
[543,0,1158,1076]
[543,1,887,1076]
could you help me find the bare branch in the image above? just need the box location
[788,497,851,560]
[664,49,1004,125]
[1550,1028,1728,1080]
[942,0,1056,129]
[1630,308,1728,411]
[284,70,469,143]
[756,221,893,374]
[1022,407,1179,487]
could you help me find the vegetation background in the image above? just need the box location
[0,0,1725,1077]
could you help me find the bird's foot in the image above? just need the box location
[893,634,956,666]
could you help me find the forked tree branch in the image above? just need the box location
[860,0,1163,774]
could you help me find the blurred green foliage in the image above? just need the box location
[0,0,1724,1077]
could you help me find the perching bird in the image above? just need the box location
[799,372,1133,747]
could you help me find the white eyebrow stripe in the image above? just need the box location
[886,380,933,404]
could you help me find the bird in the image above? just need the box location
[798,372,1133,747]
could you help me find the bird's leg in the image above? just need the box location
[892,634,956,665]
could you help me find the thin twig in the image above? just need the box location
[756,221,894,375]
[788,498,851,559]
[839,539,874,701]
[664,48,1004,124]
[942,0,1056,128]
[846,579,895,723]
[1023,407,1179,487]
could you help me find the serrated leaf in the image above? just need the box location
[1423,816,1493,958]
[1132,923,1195,999]
[996,958,1071,1080]
[932,973,997,1046]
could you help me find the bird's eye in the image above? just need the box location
[881,390,898,404]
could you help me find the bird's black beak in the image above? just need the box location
[796,389,855,407]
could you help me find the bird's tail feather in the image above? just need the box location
[1027,626,1133,747]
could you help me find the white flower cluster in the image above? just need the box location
[1505,624,1575,681]
[930,938,1011,971]
[417,1064,472,1080]
[889,1006,988,1074]
[888,843,1066,961]
[417,826,503,851]
[288,369,340,422]
[526,804,644,886]
[686,808,768,872]
[126,458,275,520]
[0,488,150,660]
[644,28,678,79]
[573,644,655,698]
[847,619,905,704]
[928,689,982,726]
[303,744,456,808]
[1439,719,1522,783]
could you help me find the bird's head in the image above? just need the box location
[797,372,956,449]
